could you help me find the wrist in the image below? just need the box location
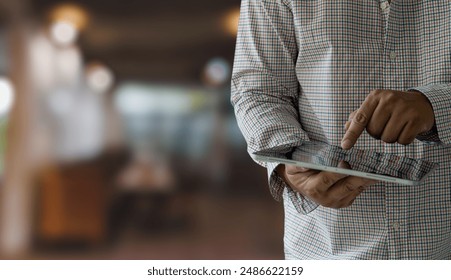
[409,90,436,133]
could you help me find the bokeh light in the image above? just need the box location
[0,77,14,116]
[222,7,240,37]
[50,20,78,46]
[49,3,89,31]
[86,63,115,93]
[203,57,231,87]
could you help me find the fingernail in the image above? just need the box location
[341,139,351,149]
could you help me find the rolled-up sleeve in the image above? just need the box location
[231,0,311,204]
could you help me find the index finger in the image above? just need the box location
[341,96,379,150]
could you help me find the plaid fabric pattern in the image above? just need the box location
[289,142,437,181]
[231,0,451,259]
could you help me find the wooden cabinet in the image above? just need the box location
[36,159,110,245]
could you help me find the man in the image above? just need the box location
[231,0,451,259]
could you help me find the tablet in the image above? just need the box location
[252,141,438,185]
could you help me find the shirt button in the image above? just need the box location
[380,2,389,10]
[392,222,400,230]
[389,51,397,61]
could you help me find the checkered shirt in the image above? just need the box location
[231,0,451,259]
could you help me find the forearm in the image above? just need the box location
[231,81,308,163]
[231,0,309,162]
[232,0,313,205]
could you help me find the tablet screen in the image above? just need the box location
[252,141,438,185]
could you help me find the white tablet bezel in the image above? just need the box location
[252,144,438,186]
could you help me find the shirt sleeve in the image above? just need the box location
[409,83,451,145]
[231,0,313,207]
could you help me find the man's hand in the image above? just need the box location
[276,164,376,209]
[341,89,435,150]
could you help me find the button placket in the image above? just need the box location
[379,0,391,35]
[381,1,407,259]
[380,1,390,11]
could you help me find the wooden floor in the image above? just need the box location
[26,191,285,260]
[1,150,285,260]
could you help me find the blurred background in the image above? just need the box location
[0,0,284,259]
